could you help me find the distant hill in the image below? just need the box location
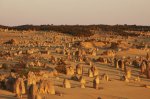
[0,24,150,37]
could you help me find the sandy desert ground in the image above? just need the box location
[0,29,150,99]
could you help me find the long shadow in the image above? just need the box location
[0,94,16,99]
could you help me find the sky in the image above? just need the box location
[0,0,150,26]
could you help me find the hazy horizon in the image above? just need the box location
[0,0,150,26]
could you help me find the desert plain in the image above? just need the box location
[0,27,150,99]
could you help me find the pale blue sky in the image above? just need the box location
[0,0,150,26]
